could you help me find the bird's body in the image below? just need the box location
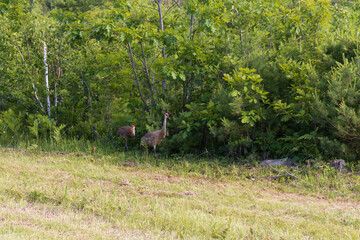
[141,113,170,158]
[141,129,166,147]
[117,125,135,151]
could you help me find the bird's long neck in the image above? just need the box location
[161,115,167,136]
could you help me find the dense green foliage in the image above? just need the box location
[1,0,360,161]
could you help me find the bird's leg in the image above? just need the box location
[154,145,157,159]
[145,146,148,161]
[125,139,128,152]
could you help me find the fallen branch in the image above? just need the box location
[256,175,288,181]
[197,148,209,158]
[267,165,313,186]
[90,126,106,143]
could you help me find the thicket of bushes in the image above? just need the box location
[1,0,360,162]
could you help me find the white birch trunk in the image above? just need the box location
[43,41,51,117]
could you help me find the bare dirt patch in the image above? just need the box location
[261,187,360,209]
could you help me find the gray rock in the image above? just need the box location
[260,157,297,167]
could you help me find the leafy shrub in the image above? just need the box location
[315,57,360,159]
[0,109,24,145]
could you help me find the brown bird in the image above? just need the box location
[117,125,136,151]
[141,113,170,158]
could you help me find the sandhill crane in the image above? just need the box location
[141,113,170,158]
[117,125,135,151]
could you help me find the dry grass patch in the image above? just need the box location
[0,149,359,239]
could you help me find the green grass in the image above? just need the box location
[0,147,360,239]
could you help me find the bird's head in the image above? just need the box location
[131,125,135,135]
[165,113,170,120]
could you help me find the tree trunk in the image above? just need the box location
[80,69,91,122]
[127,43,150,113]
[140,41,155,106]
[43,41,51,117]
[55,52,61,107]
[103,77,112,136]
[190,13,194,40]
[183,13,195,110]
[156,0,167,89]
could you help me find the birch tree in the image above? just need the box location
[43,41,51,117]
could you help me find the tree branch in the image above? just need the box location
[10,39,45,112]
[118,40,145,65]
[90,126,106,143]
[127,43,150,113]
[267,165,313,186]
[140,40,155,105]
[164,1,178,17]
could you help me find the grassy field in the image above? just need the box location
[0,147,360,239]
